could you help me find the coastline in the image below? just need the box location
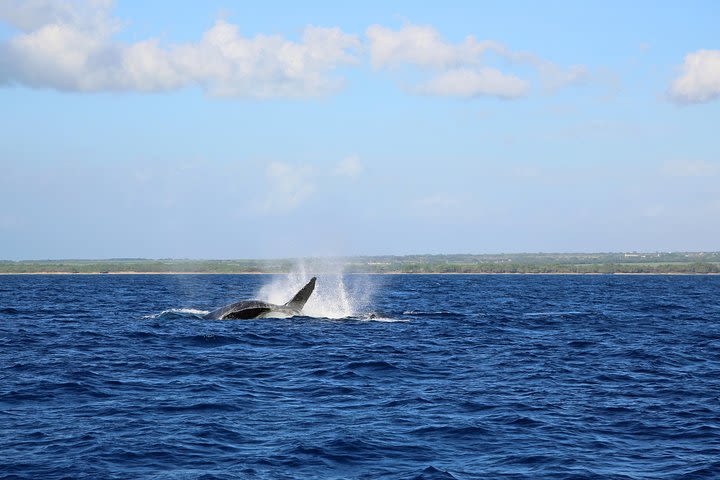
[3,253,717,276]
[1,271,718,276]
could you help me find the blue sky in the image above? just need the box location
[1,0,719,260]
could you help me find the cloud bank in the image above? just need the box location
[0,1,587,100]
[0,0,360,97]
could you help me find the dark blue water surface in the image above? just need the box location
[1,274,720,479]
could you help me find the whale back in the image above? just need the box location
[223,305,272,319]
[203,277,317,320]
[204,300,272,320]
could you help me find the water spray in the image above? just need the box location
[257,259,373,319]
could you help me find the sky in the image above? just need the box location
[1,0,719,260]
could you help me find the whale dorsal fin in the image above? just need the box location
[284,277,316,310]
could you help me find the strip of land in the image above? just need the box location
[1,253,719,274]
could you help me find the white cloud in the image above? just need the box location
[668,49,720,104]
[415,67,528,98]
[258,155,364,213]
[366,23,499,69]
[0,0,360,97]
[661,160,719,177]
[0,0,114,32]
[0,4,592,101]
[366,23,586,98]
[477,45,588,92]
[535,63,588,92]
[333,155,363,177]
[261,162,316,213]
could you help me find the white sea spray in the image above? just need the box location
[257,260,374,319]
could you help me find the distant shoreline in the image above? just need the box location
[1,271,718,276]
[2,253,718,275]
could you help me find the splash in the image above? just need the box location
[256,260,373,319]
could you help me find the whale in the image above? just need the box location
[203,277,316,320]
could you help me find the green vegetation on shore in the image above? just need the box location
[1,252,719,274]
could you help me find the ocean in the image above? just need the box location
[1,274,719,479]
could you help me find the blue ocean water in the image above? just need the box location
[1,274,719,479]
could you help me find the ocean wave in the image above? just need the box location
[360,313,409,322]
[402,310,466,318]
[523,310,587,317]
[143,308,209,319]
